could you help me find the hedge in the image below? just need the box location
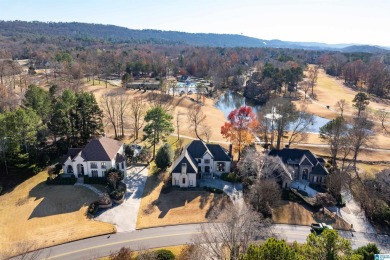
[221,172,240,183]
[204,186,224,194]
[84,176,107,185]
[46,175,76,185]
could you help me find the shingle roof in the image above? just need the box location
[171,150,198,174]
[82,137,123,161]
[59,148,82,164]
[186,140,208,159]
[268,148,317,165]
[311,163,328,175]
[206,144,231,161]
[115,153,127,163]
[268,148,328,176]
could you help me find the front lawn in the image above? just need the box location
[0,171,115,259]
[136,171,228,229]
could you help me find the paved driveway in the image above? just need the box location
[95,166,148,232]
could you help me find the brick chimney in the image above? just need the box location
[181,163,187,175]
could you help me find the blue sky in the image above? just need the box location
[1,0,389,46]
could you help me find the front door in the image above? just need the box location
[205,166,210,173]
[302,169,308,180]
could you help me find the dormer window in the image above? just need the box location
[204,159,210,164]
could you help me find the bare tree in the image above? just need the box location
[200,124,212,143]
[188,104,207,142]
[374,109,389,134]
[308,65,319,97]
[249,179,282,216]
[117,94,130,138]
[129,97,147,140]
[175,111,184,140]
[300,80,311,100]
[315,193,336,213]
[348,116,374,174]
[335,99,348,118]
[199,203,270,260]
[287,105,315,146]
[101,94,120,139]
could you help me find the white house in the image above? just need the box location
[171,140,232,188]
[60,137,127,178]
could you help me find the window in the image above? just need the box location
[67,165,74,174]
[121,162,124,169]
[91,170,98,177]
[189,180,193,186]
[217,162,225,172]
[182,178,186,184]
[101,162,106,169]
[204,159,210,164]
[198,159,201,163]
[90,162,98,169]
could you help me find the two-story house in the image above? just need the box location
[60,137,127,178]
[171,140,232,188]
[268,148,329,188]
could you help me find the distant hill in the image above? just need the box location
[0,20,389,53]
[341,45,390,54]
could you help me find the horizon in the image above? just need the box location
[1,0,389,47]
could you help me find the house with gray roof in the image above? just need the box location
[268,148,329,188]
[171,140,232,188]
[60,137,126,178]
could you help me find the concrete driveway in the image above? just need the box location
[95,165,148,232]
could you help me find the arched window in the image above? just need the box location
[67,165,74,174]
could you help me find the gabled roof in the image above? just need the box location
[59,148,83,164]
[186,140,208,159]
[268,148,328,176]
[300,155,314,166]
[206,144,231,161]
[171,150,198,174]
[82,137,123,161]
[268,148,317,165]
[115,153,127,163]
[311,163,328,175]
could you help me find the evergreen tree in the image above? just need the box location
[155,143,173,169]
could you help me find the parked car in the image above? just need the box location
[129,144,142,157]
[310,223,333,234]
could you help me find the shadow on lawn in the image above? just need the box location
[28,181,94,219]
[156,190,228,219]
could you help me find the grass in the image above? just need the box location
[0,171,115,259]
[272,201,351,230]
[136,170,227,229]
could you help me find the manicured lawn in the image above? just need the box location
[136,171,228,229]
[272,201,351,230]
[0,171,115,259]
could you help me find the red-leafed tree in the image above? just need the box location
[221,106,259,161]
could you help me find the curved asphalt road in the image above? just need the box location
[19,224,390,260]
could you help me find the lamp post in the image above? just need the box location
[264,107,281,149]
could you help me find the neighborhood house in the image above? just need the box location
[171,140,232,188]
[268,148,329,189]
[60,137,127,178]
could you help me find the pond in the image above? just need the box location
[215,91,330,133]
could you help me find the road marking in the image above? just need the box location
[45,232,202,259]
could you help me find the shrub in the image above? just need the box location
[204,186,223,194]
[155,249,175,260]
[109,247,133,260]
[88,201,99,215]
[98,193,112,205]
[138,148,151,163]
[110,190,125,201]
[84,176,107,185]
[155,143,174,169]
[354,243,380,260]
[46,174,76,185]
[221,172,240,183]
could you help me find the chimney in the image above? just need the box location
[228,144,233,158]
[181,163,187,174]
[285,144,290,149]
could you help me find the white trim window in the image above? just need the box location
[90,162,98,169]
[101,162,106,169]
[91,170,98,177]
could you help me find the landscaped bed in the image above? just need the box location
[0,171,115,259]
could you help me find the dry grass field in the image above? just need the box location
[272,201,351,230]
[0,171,115,258]
[136,170,228,229]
